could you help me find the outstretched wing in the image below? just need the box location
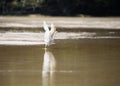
[50,23,56,38]
[43,21,49,31]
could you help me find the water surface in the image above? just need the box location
[0,29,120,86]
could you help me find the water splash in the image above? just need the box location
[0,31,120,45]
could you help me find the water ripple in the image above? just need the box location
[0,31,120,45]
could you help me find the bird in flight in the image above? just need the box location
[43,21,56,47]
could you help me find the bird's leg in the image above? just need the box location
[45,44,47,49]
[44,47,47,51]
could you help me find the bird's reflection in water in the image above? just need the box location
[42,48,56,86]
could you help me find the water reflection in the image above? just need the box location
[42,48,56,86]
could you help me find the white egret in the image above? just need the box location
[43,21,56,47]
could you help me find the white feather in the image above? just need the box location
[43,21,49,31]
[43,21,56,47]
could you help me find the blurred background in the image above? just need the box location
[0,0,119,16]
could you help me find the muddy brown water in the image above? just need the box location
[0,29,120,86]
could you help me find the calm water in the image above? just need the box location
[0,29,120,86]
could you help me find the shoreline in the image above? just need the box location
[0,16,120,30]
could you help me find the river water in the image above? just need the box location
[0,29,120,86]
